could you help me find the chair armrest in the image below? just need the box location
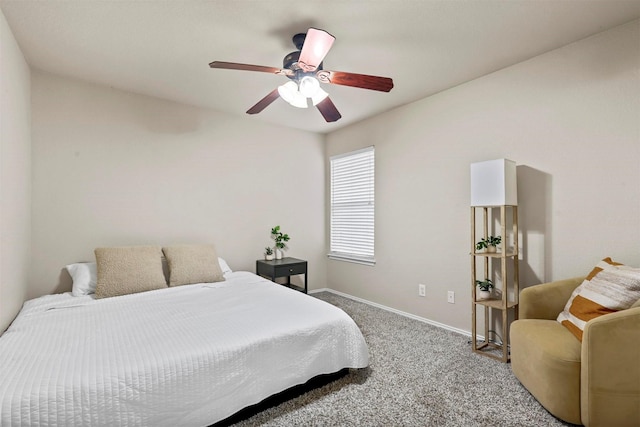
[519,277,584,320]
[581,307,640,426]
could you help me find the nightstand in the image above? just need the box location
[256,257,308,294]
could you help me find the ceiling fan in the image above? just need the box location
[209,28,394,123]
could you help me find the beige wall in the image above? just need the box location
[325,20,640,332]
[30,72,326,298]
[0,10,31,332]
[3,16,639,337]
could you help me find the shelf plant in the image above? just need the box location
[475,278,494,300]
[270,225,290,259]
[475,235,502,253]
[475,278,494,291]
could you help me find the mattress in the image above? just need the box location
[0,271,369,426]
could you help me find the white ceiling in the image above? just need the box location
[2,1,639,134]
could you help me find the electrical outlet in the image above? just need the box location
[418,284,426,297]
[447,291,455,304]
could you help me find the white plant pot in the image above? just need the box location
[275,248,283,260]
[486,246,497,253]
[265,254,274,261]
[477,290,491,300]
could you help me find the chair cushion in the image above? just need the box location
[510,319,582,425]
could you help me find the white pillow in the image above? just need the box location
[218,257,232,275]
[66,262,97,296]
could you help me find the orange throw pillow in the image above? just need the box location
[557,257,640,341]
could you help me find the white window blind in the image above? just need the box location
[329,146,375,265]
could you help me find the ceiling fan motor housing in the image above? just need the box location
[292,33,307,50]
[283,51,300,70]
[283,50,323,81]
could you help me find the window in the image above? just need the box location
[329,146,375,265]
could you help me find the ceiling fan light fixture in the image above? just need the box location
[278,81,307,108]
[277,81,296,101]
[310,87,329,106]
[299,76,321,98]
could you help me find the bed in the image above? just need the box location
[0,267,369,426]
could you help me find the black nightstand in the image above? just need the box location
[256,257,308,294]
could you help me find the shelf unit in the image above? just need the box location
[470,205,519,362]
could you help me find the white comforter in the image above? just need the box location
[0,272,369,426]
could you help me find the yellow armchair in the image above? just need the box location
[510,278,640,426]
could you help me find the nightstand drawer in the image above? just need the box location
[274,263,306,277]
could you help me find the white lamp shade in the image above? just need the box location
[277,81,307,108]
[299,76,320,97]
[289,91,308,108]
[278,81,297,102]
[310,87,329,106]
[470,159,517,206]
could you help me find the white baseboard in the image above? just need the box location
[310,288,472,338]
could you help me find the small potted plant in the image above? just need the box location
[270,225,290,260]
[475,278,494,300]
[264,247,274,261]
[475,235,502,253]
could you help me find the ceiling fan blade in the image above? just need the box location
[315,97,342,122]
[318,70,394,92]
[246,89,280,115]
[209,61,293,76]
[298,28,335,72]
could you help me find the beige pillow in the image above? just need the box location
[162,244,225,287]
[557,257,640,341]
[94,246,167,299]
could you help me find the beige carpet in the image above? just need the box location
[225,291,574,426]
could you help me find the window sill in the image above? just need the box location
[327,254,376,266]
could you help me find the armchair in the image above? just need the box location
[510,277,640,426]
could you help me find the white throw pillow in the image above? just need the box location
[66,262,97,296]
[218,257,232,275]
